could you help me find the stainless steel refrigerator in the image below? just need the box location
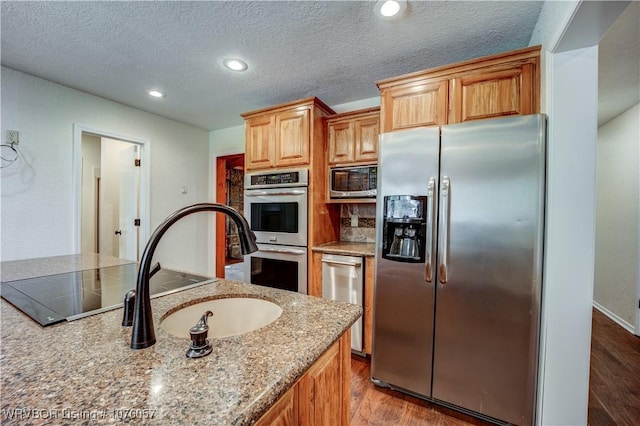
[371,114,545,425]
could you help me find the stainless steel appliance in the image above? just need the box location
[372,114,546,425]
[244,168,308,293]
[329,165,377,199]
[246,243,307,293]
[244,168,308,247]
[321,253,364,353]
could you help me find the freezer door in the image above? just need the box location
[372,126,440,397]
[432,114,545,425]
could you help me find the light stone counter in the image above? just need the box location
[311,241,375,257]
[0,256,361,425]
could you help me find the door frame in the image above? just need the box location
[72,124,150,257]
[215,153,244,278]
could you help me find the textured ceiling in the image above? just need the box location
[1,1,637,131]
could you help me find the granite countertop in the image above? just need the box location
[0,256,361,425]
[311,241,376,257]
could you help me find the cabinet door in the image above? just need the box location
[380,79,448,132]
[254,387,296,426]
[246,115,275,170]
[297,341,342,426]
[275,108,310,167]
[354,116,379,163]
[328,121,354,165]
[449,63,534,123]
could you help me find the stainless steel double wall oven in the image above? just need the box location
[243,168,308,293]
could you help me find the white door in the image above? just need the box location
[118,145,140,261]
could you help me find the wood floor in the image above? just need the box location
[588,309,640,425]
[349,309,640,425]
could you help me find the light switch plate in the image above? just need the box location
[7,130,19,144]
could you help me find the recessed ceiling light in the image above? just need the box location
[223,58,248,72]
[148,90,164,98]
[375,0,407,19]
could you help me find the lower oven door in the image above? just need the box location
[244,244,307,294]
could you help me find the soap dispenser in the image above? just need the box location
[186,311,213,359]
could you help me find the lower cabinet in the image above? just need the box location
[255,331,351,426]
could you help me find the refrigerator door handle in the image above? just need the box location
[425,177,436,282]
[439,177,450,284]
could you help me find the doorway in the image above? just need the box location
[215,153,245,279]
[72,125,150,261]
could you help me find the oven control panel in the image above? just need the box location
[245,168,309,188]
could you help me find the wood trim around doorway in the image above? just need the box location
[215,153,245,278]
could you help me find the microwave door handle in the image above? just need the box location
[425,177,436,283]
[245,190,306,197]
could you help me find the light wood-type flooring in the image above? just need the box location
[349,309,640,425]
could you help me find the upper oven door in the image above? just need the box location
[244,186,308,246]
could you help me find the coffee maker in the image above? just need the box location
[381,195,427,263]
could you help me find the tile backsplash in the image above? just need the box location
[340,204,376,242]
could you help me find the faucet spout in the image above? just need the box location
[130,203,258,349]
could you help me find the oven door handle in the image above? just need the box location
[257,247,307,255]
[245,190,306,197]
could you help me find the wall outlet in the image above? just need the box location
[351,215,359,227]
[7,130,19,145]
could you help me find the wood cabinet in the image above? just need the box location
[377,46,540,132]
[254,386,296,426]
[256,331,351,426]
[242,97,334,170]
[242,96,342,305]
[297,336,344,425]
[327,107,380,166]
[379,80,448,131]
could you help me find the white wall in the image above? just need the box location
[529,1,629,424]
[594,103,640,331]
[538,45,599,426]
[1,67,211,276]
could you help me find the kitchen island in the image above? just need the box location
[0,255,361,425]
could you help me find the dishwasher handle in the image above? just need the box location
[321,258,362,267]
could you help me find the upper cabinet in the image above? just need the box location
[326,107,380,166]
[377,46,540,133]
[242,97,334,170]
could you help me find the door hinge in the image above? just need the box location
[134,219,141,227]
[134,159,141,167]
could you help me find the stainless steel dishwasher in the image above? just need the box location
[321,253,364,354]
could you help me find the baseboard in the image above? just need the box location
[593,301,636,335]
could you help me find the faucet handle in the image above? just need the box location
[149,262,162,278]
[122,290,136,327]
[186,311,213,359]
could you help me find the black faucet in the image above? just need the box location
[130,203,258,349]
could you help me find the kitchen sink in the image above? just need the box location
[160,296,282,339]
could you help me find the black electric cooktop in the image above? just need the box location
[0,263,211,326]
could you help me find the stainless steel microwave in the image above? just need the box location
[330,165,377,198]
